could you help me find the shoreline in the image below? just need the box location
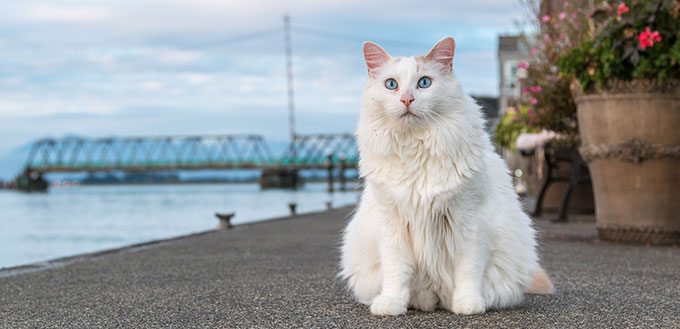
[0,205,355,278]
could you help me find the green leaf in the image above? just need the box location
[646,1,661,12]
[622,45,635,60]
[631,50,640,67]
[591,9,609,23]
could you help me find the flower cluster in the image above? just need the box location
[615,3,662,51]
[638,26,662,50]
[522,85,542,94]
[559,0,680,91]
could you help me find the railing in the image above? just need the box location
[280,133,359,168]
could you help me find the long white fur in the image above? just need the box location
[340,38,544,316]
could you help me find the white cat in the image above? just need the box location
[340,37,553,316]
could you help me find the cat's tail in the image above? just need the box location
[526,268,554,294]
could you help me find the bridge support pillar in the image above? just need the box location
[339,156,347,191]
[14,168,48,192]
[260,169,300,189]
[327,154,334,193]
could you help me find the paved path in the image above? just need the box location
[1,207,678,328]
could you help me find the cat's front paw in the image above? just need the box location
[451,295,486,315]
[370,295,407,316]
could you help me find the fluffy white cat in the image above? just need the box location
[340,37,553,316]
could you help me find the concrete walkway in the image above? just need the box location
[1,207,678,328]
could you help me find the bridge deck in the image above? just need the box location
[22,134,359,173]
[28,158,359,172]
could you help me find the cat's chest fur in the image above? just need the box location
[360,128,491,282]
[359,127,475,207]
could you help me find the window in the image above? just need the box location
[504,60,520,89]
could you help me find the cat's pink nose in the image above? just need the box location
[400,92,414,108]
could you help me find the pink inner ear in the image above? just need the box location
[426,37,455,71]
[363,42,390,76]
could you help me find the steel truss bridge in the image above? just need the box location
[24,134,358,173]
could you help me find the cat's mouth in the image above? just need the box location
[400,111,417,118]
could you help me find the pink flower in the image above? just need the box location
[523,86,531,94]
[531,48,538,55]
[559,12,567,20]
[638,27,662,50]
[513,115,519,122]
[545,35,552,43]
[542,15,551,22]
[528,108,534,116]
[532,85,542,93]
[617,3,629,15]
[518,61,528,69]
[530,98,538,105]
[563,1,568,7]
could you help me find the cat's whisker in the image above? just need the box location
[421,112,439,126]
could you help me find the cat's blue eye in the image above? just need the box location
[385,78,398,90]
[418,77,432,88]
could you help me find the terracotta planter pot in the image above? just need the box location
[573,80,680,245]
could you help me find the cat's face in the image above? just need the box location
[361,38,457,128]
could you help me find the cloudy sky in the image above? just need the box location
[0,0,522,156]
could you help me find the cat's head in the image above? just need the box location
[361,37,463,129]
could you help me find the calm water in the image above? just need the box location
[0,182,360,269]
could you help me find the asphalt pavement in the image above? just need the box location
[1,207,678,328]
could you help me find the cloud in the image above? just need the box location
[140,81,165,92]
[183,73,213,85]
[21,4,115,23]
[154,49,203,65]
[0,97,118,118]
[0,0,521,153]
[1,1,520,41]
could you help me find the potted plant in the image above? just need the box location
[559,0,680,244]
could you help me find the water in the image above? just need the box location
[0,182,360,269]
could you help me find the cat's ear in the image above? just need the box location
[363,42,390,78]
[425,37,455,72]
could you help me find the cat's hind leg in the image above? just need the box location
[340,199,382,305]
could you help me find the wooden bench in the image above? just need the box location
[530,143,591,222]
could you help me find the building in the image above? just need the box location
[497,35,522,117]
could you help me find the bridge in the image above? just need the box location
[18,133,359,191]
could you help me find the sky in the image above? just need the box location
[0,0,523,157]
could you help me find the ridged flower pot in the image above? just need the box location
[573,80,680,245]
